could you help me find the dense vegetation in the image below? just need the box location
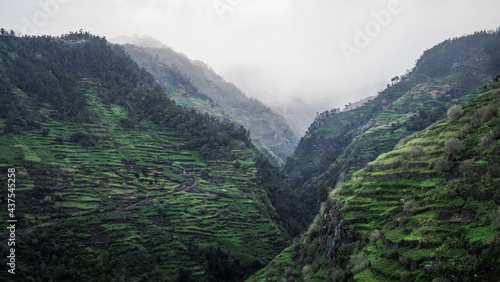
[284,29,500,221]
[250,77,500,281]
[121,43,298,166]
[0,30,305,281]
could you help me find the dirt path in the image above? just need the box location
[119,179,200,211]
[181,179,200,192]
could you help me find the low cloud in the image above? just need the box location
[1,0,499,125]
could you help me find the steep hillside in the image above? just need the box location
[0,31,305,281]
[250,78,500,281]
[121,42,298,166]
[284,30,500,219]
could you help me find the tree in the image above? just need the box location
[444,137,462,160]
[447,104,464,122]
[318,186,328,202]
[391,76,400,85]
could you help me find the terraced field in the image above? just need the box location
[0,79,289,281]
[249,81,500,281]
[284,31,500,223]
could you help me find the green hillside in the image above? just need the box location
[0,31,305,281]
[121,44,298,166]
[284,30,500,220]
[249,77,500,281]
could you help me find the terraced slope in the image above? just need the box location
[249,79,500,281]
[0,32,302,281]
[284,30,500,220]
[122,44,298,166]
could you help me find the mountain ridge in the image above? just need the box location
[115,36,298,166]
[249,74,500,281]
[0,30,305,281]
[284,29,500,221]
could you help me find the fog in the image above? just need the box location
[2,0,500,116]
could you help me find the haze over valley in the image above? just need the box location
[0,1,500,281]
[3,0,500,135]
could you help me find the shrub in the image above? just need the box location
[369,229,381,244]
[318,186,328,202]
[330,268,346,281]
[479,209,500,230]
[462,122,473,135]
[70,131,98,146]
[445,254,479,276]
[479,104,497,123]
[446,236,465,248]
[199,206,206,215]
[479,130,500,152]
[447,104,464,122]
[284,266,293,277]
[338,242,358,257]
[403,199,418,214]
[436,157,452,172]
[428,183,458,201]
[327,188,341,205]
[409,145,424,158]
[398,255,410,267]
[42,127,51,136]
[469,111,482,128]
[302,264,313,280]
[55,134,64,143]
[400,270,412,281]
[306,213,323,241]
[458,159,473,176]
[238,142,246,149]
[444,137,462,160]
[348,254,369,274]
[54,193,64,201]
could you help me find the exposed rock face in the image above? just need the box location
[324,204,349,267]
[314,201,356,268]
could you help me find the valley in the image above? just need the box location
[0,26,499,282]
[0,32,304,281]
[250,78,500,281]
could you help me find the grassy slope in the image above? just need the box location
[249,81,500,281]
[0,34,293,281]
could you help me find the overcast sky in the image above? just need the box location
[1,0,500,113]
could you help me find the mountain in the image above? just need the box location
[271,96,318,138]
[249,76,500,281]
[0,31,305,281]
[112,34,164,48]
[342,95,376,112]
[283,29,500,220]
[114,36,298,166]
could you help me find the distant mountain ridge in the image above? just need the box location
[115,35,298,166]
[271,96,318,137]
